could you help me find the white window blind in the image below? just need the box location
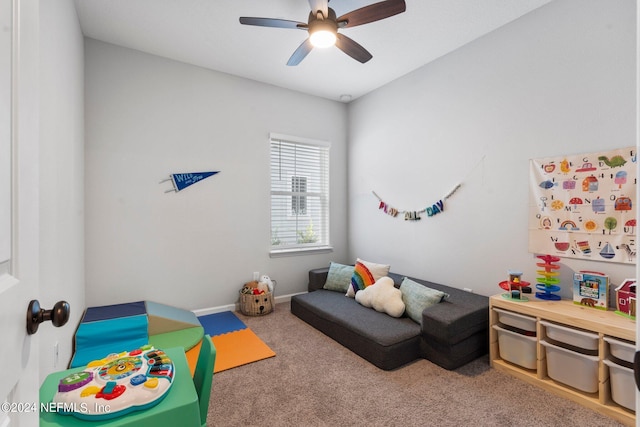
[270,134,330,254]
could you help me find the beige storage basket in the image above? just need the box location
[240,291,274,316]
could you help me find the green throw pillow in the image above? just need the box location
[323,262,355,293]
[400,277,449,324]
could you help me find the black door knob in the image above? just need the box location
[26,300,70,335]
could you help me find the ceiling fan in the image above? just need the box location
[239,0,406,66]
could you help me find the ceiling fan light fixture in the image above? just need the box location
[308,13,337,48]
[240,0,406,65]
[310,29,336,48]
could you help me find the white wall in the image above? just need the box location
[84,40,348,310]
[39,0,85,378]
[348,0,636,298]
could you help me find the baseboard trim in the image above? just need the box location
[192,291,307,317]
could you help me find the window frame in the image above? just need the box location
[269,133,332,257]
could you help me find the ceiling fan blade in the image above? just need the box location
[287,38,314,66]
[308,0,328,17]
[337,0,406,28]
[335,33,372,63]
[239,17,307,29]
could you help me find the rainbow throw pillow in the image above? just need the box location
[350,261,376,295]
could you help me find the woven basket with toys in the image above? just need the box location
[240,275,275,316]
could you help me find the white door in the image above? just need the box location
[0,0,40,426]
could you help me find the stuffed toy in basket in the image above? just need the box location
[240,275,275,316]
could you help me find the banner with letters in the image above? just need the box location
[161,171,219,193]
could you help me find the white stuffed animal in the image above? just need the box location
[258,275,274,293]
[355,276,405,318]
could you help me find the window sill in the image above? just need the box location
[269,246,333,258]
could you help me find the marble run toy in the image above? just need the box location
[535,254,562,301]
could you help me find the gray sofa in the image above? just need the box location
[291,267,489,371]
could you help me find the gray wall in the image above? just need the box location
[84,40,349,310]
[347,0,636,297]
[39,0,85,379]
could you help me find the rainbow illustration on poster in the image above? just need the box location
[529,147,637,264]
[558,220,579,231]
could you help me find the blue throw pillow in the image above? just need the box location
[323,262,355,293]
[400,277,449,324]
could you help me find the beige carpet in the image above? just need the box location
[207,301,626,426]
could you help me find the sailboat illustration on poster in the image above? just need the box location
[162,171,219,193]
[599,242,615,260]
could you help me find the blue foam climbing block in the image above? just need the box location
[145,301,200,327]
[70,314,149,368]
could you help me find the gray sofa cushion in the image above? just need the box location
[386,272,489,344]
[293,289,420,347]
[420,329,488,370]
[291,289,421,370]
[299,267,489,370]
[309,267,332,292]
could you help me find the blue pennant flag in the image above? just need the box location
[169,171,219,192]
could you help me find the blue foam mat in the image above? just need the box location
[198,311,247,337]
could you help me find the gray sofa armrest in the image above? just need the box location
[308,267,330,292]
[421,299,489,343]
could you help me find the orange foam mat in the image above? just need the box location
[211,328,275,373]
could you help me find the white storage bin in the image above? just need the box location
[493,324,537,369]
[604,358,636,412]
[540,320,598,351]
[541,340,599,393]
[604,336,635,364]
[493,307,536,333]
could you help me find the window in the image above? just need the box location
[270,133,330,254]
[291,176,307,215]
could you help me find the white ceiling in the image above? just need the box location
[73,0,552,102]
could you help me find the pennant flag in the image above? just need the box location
[164,171,219,193]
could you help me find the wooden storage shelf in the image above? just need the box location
[490,294,636,426]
